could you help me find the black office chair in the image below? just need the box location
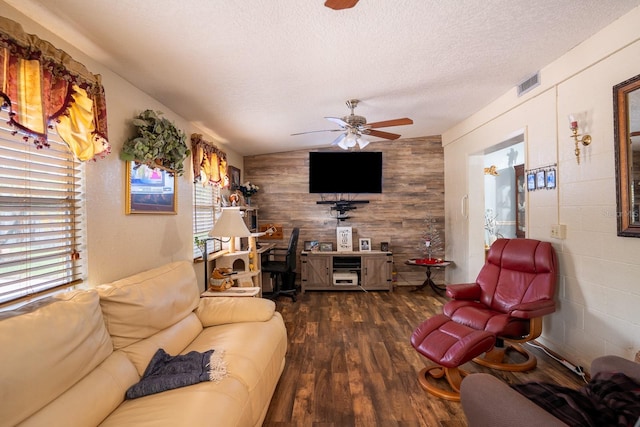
[262,227,299,301]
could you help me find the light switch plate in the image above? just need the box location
[550,224,567,239]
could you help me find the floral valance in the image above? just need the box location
[0,16,110,161]
[191,133,227,186]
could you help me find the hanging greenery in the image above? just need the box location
[120,110,190,175]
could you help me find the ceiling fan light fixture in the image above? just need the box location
[356,136,369,149]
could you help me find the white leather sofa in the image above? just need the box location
[0,261,287,426]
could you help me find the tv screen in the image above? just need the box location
[309,151,383,194]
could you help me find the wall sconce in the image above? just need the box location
[569,115,592,164]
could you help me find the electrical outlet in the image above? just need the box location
[550,224,567,239]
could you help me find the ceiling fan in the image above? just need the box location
[324,0,359,10]
[292,99,413,150]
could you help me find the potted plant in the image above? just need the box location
[120,109,190,175]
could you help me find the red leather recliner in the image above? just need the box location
[444,238,558,371]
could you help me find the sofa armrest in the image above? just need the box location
[195,297,276,327]
[460,373,568,427]
[446,283,481,300]
[591,355,640,382]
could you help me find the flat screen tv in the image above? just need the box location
[309,151,383,194]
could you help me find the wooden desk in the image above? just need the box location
[405,258,451,293]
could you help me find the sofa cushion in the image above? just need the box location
[0,290,113,426]
[97,261,200,349]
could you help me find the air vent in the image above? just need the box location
[517,72,540,97]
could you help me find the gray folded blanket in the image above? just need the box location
[126,348,227,399]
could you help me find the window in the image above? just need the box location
[193,183,222,259]
[0,110,86,304]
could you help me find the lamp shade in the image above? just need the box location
[208,207,252,238]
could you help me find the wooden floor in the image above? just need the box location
[262,286,585,427]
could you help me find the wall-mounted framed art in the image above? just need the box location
[228,165,241,190]
[527,173,536,191]
[536,170,546,189]
[546,169,556,189]
[125,162,177,214]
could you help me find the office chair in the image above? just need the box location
[262,227,299,301]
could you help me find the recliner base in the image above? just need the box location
[473,342,537,372]
[417,365,469,401]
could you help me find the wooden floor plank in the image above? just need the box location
[263,288,585,427]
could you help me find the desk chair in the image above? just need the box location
[262,227,299,301]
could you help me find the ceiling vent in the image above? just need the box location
[517,72,540,97]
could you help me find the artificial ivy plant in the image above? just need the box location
[120,109,190,175]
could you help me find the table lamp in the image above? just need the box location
[208,207,252,253]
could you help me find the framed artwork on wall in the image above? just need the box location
[125,162,177,214]
[527,173,536,191]
[536,170,546,189]
[228,165,241,190]
[546,169,556,189]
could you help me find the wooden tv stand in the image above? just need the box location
[300,250,393,294]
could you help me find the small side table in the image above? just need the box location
[202,287,261,298]
[405,259,451,293]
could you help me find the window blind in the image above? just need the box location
[0,111,85,304]
[193,183,221,258]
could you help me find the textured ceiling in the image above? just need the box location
[6,0,640,155]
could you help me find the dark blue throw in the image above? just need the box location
[126,348,225,399]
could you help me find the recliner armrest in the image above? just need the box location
[509,299,555,318]
[446,283,481,300]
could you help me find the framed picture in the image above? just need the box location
[228,165,241,190]
[527,173,536,191]
[125,162,177,214]
[359,238,371,251]
[336,226,353,251]
[304,240,319,251]
[536,170,546,189]
[380,241,389,251]
[319,242,333,252]
[546,169,556,189]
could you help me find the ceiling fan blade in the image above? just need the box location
[324,0,359,10]
[367,118,414,128]
[366,129,401,140]
[325,116,349,127]
[291,129,343,136]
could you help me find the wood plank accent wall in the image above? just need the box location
[244,136,444,286]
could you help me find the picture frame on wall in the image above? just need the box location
[546,169,556,189]
[527,173,536,191]
[125,162,177,214]
[228,165,241,190]
[359,238,371,251]
[536,170,546,189]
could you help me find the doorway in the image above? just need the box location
[483,136,525,248]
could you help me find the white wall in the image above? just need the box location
[0,3,243,286]
[443,6,640,366]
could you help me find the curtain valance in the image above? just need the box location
[0,16,109,161]
[191,133,227,186]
